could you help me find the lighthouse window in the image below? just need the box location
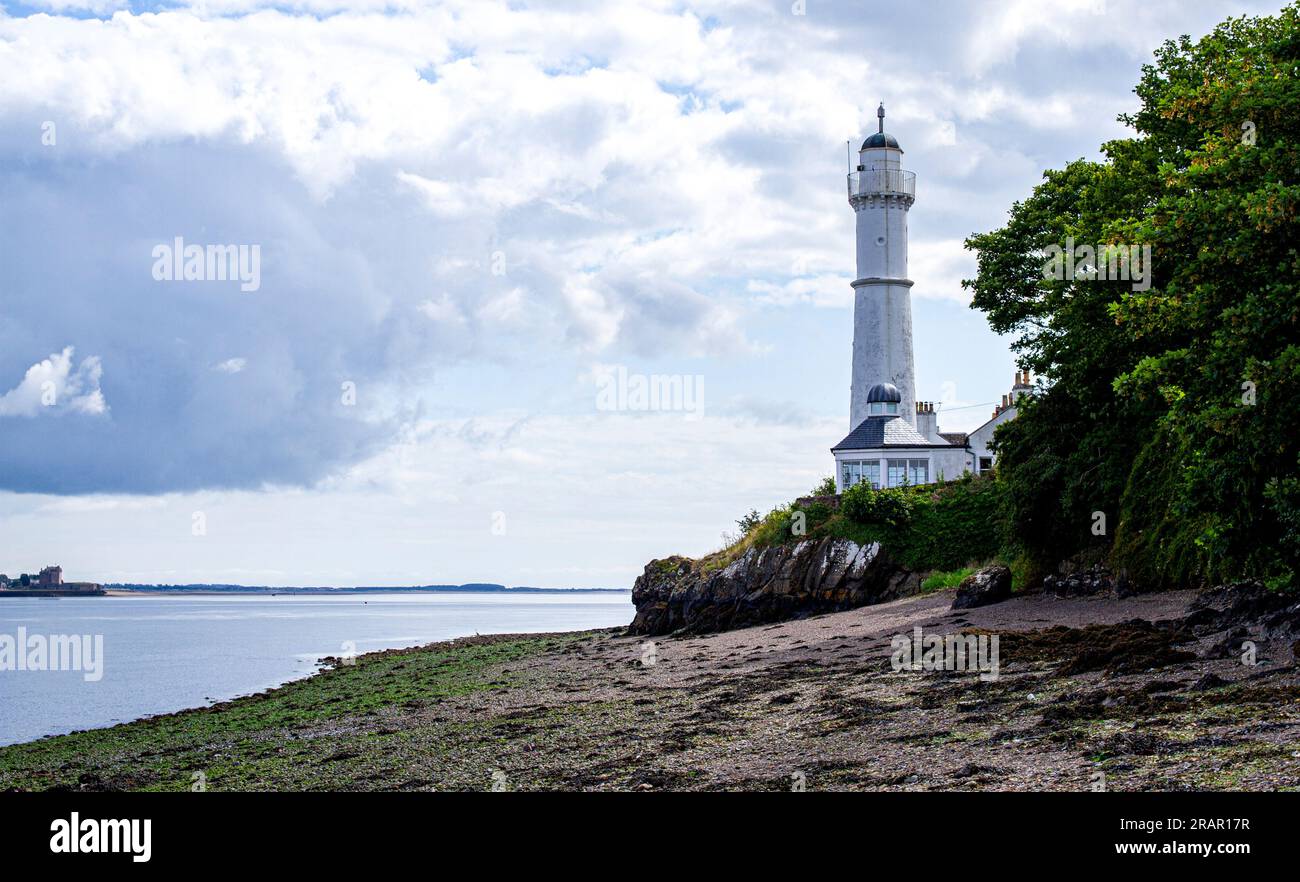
[868,402,899,415]
[875,236,886,246]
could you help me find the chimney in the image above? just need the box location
[915,400,940,442]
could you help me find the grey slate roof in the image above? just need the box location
[939,432,969,446]
[832,416,941,451]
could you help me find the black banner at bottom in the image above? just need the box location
[0,791,1285,867]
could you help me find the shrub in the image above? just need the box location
[810,476,837,497]
[841,482,914,528]
[736,509,762,536]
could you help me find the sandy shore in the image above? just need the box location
[2,586,1297,791]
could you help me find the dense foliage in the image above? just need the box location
[841,481,915,527]
[964,5,1300,589]
[731,475,1006,575]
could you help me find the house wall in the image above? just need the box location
[834,445,969,492]
[967,407,1015,473]
[931,446,969,482]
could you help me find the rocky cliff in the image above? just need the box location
[629,537,921,636]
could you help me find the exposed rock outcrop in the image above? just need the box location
[951,565,1013,610]
[1187,580,1300,641]
[629,538,919,636]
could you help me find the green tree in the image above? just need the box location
[965,5,1300,588]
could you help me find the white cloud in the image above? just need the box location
[963,0,1202,75]
[910,238,977,304]
[0,347,107,418]
[213,357,247,374]
[747,274,849,309]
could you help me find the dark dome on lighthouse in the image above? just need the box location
[861,132,901,150]
[861,102,902,151]
[865,382,902,404]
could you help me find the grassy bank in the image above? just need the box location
[707,474,1011,579]
[0,632,591,792]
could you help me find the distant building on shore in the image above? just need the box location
[0,565,103,595]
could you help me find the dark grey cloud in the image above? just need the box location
[0,140,467,493]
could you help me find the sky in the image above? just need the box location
[0,0,1283,587]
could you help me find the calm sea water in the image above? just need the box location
[0,592,634,747]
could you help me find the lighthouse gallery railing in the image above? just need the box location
[847,169,916,198]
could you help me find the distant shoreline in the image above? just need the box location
[104,585,630,595]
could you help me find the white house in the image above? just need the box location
[833,381,969,490]
[964,370,1033,475]
[832,105,1029,492]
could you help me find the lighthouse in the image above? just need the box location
[829,105,1030,492]
[848,103,917,430]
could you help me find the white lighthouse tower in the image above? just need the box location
[848,103,917,429]
[830,109,1028,492]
